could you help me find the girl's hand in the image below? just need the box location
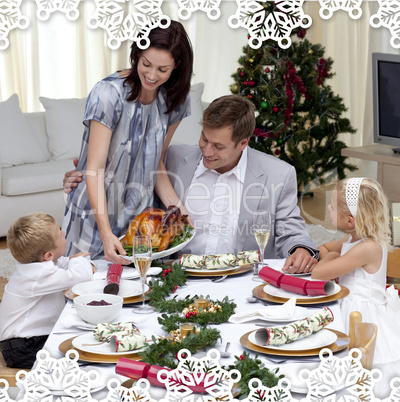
[102,233,131,265]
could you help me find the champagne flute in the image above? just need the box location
[132,235,154,314]
[253,210,271,276]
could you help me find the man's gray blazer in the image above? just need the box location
[164,144,316,259]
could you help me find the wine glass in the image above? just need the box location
[252,210,271,276]
[132,235,154,314]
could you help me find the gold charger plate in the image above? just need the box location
[240,329,349,357]
[252,283,349,305]
[186,264,253,277]
[59,336,143,363]
[64,287,151,304]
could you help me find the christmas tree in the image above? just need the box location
[230,3,357,192]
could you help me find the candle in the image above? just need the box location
[180,323,195,338]
[194,298,209,311]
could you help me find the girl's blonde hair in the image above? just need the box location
[335,178,391,248]
[7,212,57,264]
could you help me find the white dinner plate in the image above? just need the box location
[72,279,149,298]
[264,282,340,300]
[120,228,196,261]
[248,328,337,351]
[72,333,148,356]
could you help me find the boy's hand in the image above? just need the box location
[70,252,91,259]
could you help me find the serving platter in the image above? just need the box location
[240,329,349,357]
[252,283,349,305]
[59,336,143,363]
[120,227,196,261]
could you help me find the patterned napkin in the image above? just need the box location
[254,306,334,346]
[93,321,146,352]
[180,250,259,269]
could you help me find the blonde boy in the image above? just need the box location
[0,212,95,368]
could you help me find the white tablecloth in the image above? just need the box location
[41,259,346,399]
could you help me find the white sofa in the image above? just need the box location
[0,83,205,237]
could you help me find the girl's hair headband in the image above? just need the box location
[345,177,365,217]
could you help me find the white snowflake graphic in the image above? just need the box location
[0,0,29,50]
[177,0,222,21]
[298,348,382,401]
[15,349,99,401]
[88,0,170,50]
[319,0,363,20]
[99,377,156,402]
[370,0,400,49]
[35,0,82,21]
[157,348,240,402]
[246,378,294,401]
[0,379,15,402]
[228,0,312,50]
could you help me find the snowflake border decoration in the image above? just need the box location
[370,0,400,49]
[0,0,29,50]
[298,347,382,401]
[99,377,156,402]
[15,349,100,401]
[246,378,294,402]
[177,0,222,21]
[35,0,82,22]
[157,348,241,402]
[319,0,363,20]
[88,0,171,50]
[228,0,312,50]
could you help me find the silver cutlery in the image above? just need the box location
[211,275,228,283]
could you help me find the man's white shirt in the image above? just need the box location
[184,147,248,255]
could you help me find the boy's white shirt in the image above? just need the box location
[0,256,93,341]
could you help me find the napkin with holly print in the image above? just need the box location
[254,306,334,346]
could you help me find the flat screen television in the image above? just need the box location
[372,52,400,153]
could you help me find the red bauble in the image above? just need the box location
[240,71,245,77]
[272,106,279,113]
[243,81,248,86]
[274,149,281,156]
[247,94,253,99]
[265,67,270,73]
[249,80,256,87]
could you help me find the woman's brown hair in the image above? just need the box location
[124,20,193,114]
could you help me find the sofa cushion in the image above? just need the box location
[0,94,48,167]
[39,96,87,160]
[24,112,52,161]
[2,159,74,196]
[171,82,204,145]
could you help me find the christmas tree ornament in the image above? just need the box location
[261,100,268,109]
[230,84,239,94]
[309,49,313,54]
[272,106,279,113]
[274,149,281,156]
[249,58,254,63]
[247,94,253,99]
[249,80,256,87]
[265,67,270,73]
[240,71,245,77]
[278,139,283,145]
[244,81,248,86]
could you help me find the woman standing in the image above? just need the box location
[63,21,193,264]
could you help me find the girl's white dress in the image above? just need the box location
[339,237,400,365]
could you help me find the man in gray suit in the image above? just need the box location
[161,95,318,273]
[63,95,318,273]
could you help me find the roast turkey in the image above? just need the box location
[121,206,189,252]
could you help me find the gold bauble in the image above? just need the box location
[249,58,254,63]
[230,84,239,94]
[308,49,313,54]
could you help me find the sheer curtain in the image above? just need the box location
[1,0,400,163]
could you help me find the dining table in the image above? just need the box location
[34,259,348,400]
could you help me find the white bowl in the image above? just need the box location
[73,293,123,325]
